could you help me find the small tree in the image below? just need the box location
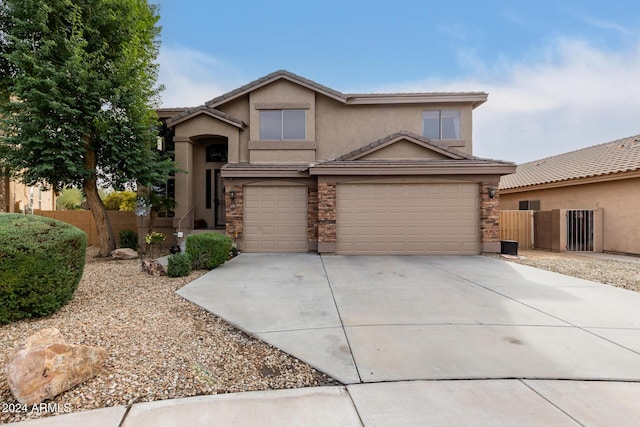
[0,0,174,256]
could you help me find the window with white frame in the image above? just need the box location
[259,110,306,140]
[422,110,460,140]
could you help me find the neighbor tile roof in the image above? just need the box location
[500,134,640,190]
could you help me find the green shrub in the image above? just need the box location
[0,214,87,324]
[167,253,192,277]
[185,232,232,270]
[119,229,138,250]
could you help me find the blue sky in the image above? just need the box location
[154,1,640,163]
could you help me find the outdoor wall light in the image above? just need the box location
[489,186,497,199]
[229,189,235,200]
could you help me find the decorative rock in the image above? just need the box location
[142,259,166,276]
[4,328,107,405]
[111,248,139,259]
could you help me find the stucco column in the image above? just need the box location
[480,182,500,253]
[172,137,194,231]
[317,182,336,253]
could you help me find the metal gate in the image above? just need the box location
[566,210,594,251]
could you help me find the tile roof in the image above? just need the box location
[206,70,346,106]
[500,134,640,190]
[205,69,487,108]
[333,130,473,161]
[165,105,245,128]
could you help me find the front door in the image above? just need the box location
[214,170,225,228]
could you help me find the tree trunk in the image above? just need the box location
[83,144,115,257]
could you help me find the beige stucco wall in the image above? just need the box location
[8,182,55,212]
[249,80,316,142]
[315,97,473,160]
[217,96,250,163]
[500,177,640,255]
[360,140,450,160]
[173,115,241,163]
[208,79,474,164]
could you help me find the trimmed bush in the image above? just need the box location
[0,214,87,324]
[119,229,138,250]
[167,253,192,277]
[185,232,233,270]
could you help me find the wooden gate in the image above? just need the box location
[499,210,534,249]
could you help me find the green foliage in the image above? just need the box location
[119,229,138,250]
[103,190,137,211]
[185,233,233,270]
[0,0,175,254]
[56,188,84,210]
[167,253,192,277]
[0,213,87,324]
[145,231,165,245]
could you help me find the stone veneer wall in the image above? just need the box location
[225,185,244,246]
[317,182,336,245]
[480,182,500,251]
[307,184,318,244]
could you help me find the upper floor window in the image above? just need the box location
[259,110,305,140]
[422,110,460,140]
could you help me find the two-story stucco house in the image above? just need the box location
[157,70,515,255]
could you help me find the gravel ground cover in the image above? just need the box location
[0,248,333,424]
[2,248,639,423]
[501,250,640,292]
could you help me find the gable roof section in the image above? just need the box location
[500,134,640,190]
[165,105,246,129]
[309,131,515,176]
[205,70,488,108]
[334,131,471,161]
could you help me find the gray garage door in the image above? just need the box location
[336,183,479,254]
[244,186,308,252]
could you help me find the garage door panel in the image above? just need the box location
[337,183,479,255]
[244,186,308,253]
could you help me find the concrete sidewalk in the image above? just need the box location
[9,254,640,426]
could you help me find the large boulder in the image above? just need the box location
[4,328,107,405]
[111,248,139,259]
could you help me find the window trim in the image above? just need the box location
[422,109,461,141]
[259,109,306,141]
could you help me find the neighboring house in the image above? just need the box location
[500,134,640,255]
[157,70,515,255]
[0,176,56,213]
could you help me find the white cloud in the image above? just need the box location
[380,38,640,164]
[157,39,640,165]
[157,45,244,108]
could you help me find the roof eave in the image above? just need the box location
[345,93,488,107]
[206,72,347,108]
[310,163,516,176]
[500,169,640,193]
[166,108,245,129]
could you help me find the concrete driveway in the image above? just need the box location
[168,254,640,426]
[178,254,640,384]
